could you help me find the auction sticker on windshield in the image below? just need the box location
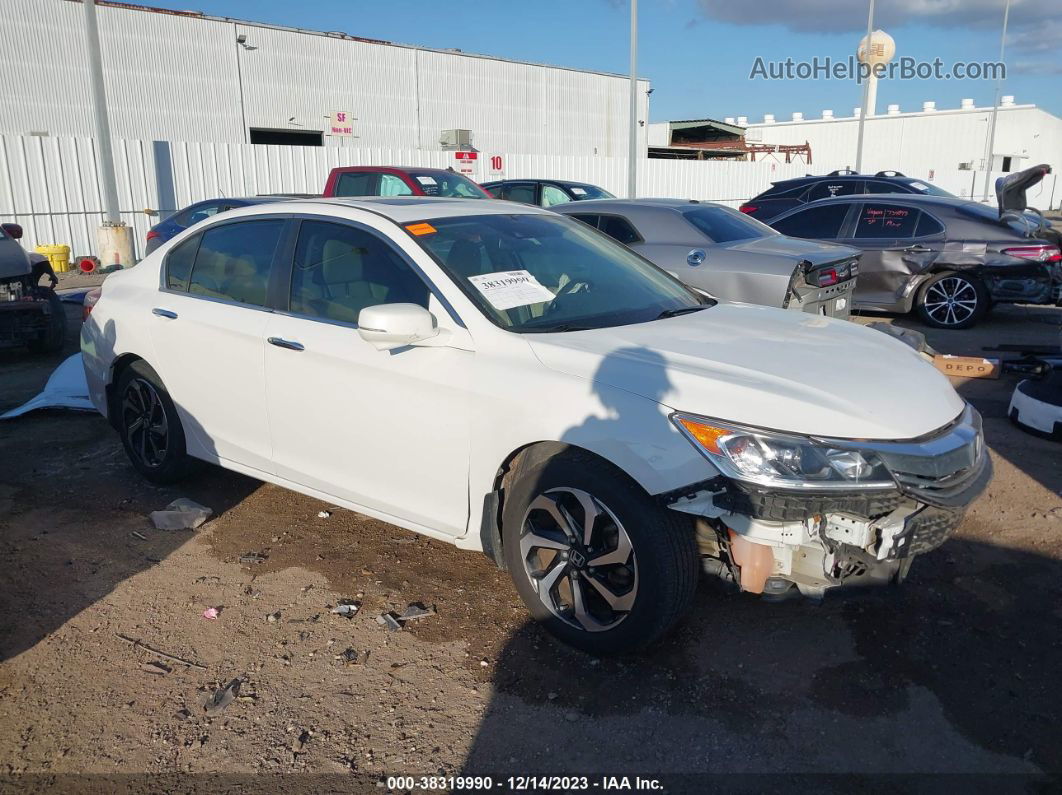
[467,270,557,310]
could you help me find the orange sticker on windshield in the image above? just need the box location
[405,222,437,236]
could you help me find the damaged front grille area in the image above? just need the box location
[889,506,966,558]
[715,483,902,522]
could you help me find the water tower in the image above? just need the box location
[857,29,896,117]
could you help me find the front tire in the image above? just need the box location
[915,272,988,329]
[501,450,699,655]
[115,361,193,484]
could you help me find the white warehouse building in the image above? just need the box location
[736,99,1062,180]
[0,0,650,156]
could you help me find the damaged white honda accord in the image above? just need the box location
[82,197,991,654]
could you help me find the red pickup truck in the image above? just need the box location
[323,166,492,199]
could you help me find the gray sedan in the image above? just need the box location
[554,199,861,318]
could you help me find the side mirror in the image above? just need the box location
[357,303,439,351]
[2,223,23,240]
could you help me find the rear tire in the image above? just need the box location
[115,360,194,484]
[915,272,988,330]
[501,449,699,655]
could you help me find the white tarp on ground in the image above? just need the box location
[1,353,96,418]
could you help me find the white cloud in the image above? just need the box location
[693,0,1059,34]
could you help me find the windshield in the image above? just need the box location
[680,205,777,242]
[908,181,955,198]
[407,171,490,199]
[568,184,615,200]
[409,213,708,333]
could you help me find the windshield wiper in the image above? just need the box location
[656,306,707,319]
[521,323,593,333]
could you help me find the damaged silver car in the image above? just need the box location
[555,198,861,319]
[769,163,1061,329]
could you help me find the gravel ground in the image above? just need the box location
[0,299,1060,790]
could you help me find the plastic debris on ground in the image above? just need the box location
[1,353,96,419]
[336,647,361,666]
[202,607,219,620]
[149,498,213,530]
[239,552,267,565]
[377,603,436,631]
[330,599,359,618]
[317,510,332,519]
[200,679,241,716]
[141,661,172,675]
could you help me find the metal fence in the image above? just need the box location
[0,133,1056,261]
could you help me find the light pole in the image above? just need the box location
[853,0,876,173]
[628,0,638,198]
[82,0,133,266]
[982,0,1011,201]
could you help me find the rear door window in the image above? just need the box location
[187,219,285,307]
[164,234,201,291]
[854,203,919,239]
[289,220,429,325]
[333,172,378,197]
[807,180,863,201]
[771,204,851,239]
[503,183,537,205]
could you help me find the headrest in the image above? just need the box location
[321,240,365,283]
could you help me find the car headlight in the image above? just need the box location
[672,413,897,490]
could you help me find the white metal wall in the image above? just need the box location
[2,133,1054,260]
[1,0,648,157]
[746,106,1062,180]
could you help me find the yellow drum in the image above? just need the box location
[35,243,71,273]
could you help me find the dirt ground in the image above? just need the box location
[0,295,1060,790]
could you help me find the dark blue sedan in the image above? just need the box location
[145,195,315,254]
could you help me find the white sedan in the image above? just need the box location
[82,197,990,654]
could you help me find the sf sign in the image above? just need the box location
[329,111,354,137]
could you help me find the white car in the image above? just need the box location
[82,197,991,654]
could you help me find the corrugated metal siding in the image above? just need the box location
[747,106,1062,180]
[2,0,243,142]
[1,0,649,157]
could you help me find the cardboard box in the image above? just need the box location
[932,355,1001,379]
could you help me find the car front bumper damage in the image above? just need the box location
[663,407,992,598]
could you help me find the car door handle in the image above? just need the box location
[152,308,178,319]
[267,337,304,352]
[905,244,932,253]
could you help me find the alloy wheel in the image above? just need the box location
[922,276,979,327]
[122,377,169,468]
[519,487,638,632]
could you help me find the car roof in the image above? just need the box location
[804,193,986,211]
[329,166,458,176]
[256,196,554,223]
[772,173,921,187]
[483,178,602,188]
[554,198,720,211]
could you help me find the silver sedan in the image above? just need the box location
[554,198,861,318]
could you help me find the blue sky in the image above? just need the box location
[132,0,1060,121]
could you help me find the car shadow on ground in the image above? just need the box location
[460,340,1060,783]
[462,536,1061,781]
[0,303,262,662]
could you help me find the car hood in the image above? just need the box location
[527,304,964,440]
[721,235,861,266]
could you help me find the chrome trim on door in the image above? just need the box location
[267,337,305,351]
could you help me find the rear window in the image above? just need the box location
[406,171,488,199]
[756,182,809,200]
[680,206,775,243]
